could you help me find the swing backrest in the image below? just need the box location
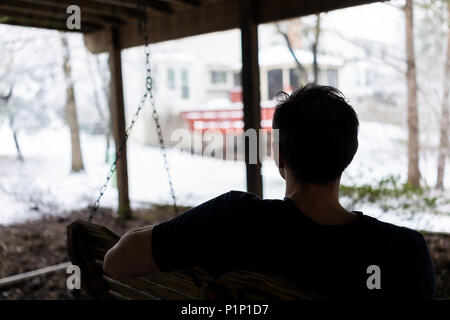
[67,220,323,300]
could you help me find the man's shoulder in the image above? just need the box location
[359,214,435,298]
[222,190,285,210]
[361,214,427,252]
[224,190,262,200]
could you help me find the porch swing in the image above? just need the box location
[66,2,320,300]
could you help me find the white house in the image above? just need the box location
[121,19,404,145]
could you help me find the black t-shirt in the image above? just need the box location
[151,191,435,299]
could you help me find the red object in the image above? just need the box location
[181,106,275,134]
[230,88,242,103]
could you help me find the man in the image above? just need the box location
[103,84,435,299]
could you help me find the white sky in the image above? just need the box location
[321,2,403,44]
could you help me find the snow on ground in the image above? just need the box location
[0,121,449,232]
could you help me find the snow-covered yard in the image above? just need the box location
[0,120,449,232]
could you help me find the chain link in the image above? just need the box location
[88,1,178,222]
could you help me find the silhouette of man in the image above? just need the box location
[103,84,435,299]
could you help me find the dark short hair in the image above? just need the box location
[272,84,359,184]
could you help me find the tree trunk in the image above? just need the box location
[1,87,22,162]
[0,87,12,102]
[313,14,321,83]
[12,129,24,162]
[404,0,421,188]
[436,2,450,190]
[105,129,111,163]
[95,55,112,164]
[275,23,308,84]
[61,33,85,172]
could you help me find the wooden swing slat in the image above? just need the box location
[102,275,159,300]
[67,219,323,300]
[0,262,70,289]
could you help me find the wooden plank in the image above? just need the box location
[135,277,200,299]
[94,258,201,299]
[84,0,240,53]
[0,262,70,289]
[137,268,210,299]
[18,0,141,19]
[162,0,202,7]
[91,0,173,13]
[0,1,124,27]
[67,220,116,299]
[108,27,131,218]
[0,14,100,33]
[240,0,262,197]
[205,270,325,300]
[103,275,160,300]
[109,290,131,300]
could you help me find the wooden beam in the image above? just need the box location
[91,0,173,14]
[84,0,240,53]
[108,27,131,218]
[0,14,100,33]
[0,1,125,27]
[17,0,141,19]
[162,0,202,7]
[240,0,263,198]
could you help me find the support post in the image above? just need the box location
[240,0,263,198]
[108,27,131,218]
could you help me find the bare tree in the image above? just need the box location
[0,87,23,161]
[0,33,55,162]
[60,33,85,172]
[404,0,421,188]
[275,22,308,84]
[87,53,111,163]
[331,1,421,188]
[312,14,321,83]
[96,55,112,164]
[436,1,450,189]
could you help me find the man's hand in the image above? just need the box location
[103,226,160,279]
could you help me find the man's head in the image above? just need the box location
[272,84,359,185]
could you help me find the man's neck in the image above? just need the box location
[285,175,358,226]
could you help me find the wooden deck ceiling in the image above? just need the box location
[0,0,381,51]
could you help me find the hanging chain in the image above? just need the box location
[139,0,179,215]
[88,1,178,222]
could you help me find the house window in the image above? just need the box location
[365,69,376,86]
[181,69,189,99]
[365,46,372,58]
[268,69,283,100]
[167,68,175,89]
[233,71,241,87]
[289,68,300,89]
[211,70,227,84]
[327,69,338,87]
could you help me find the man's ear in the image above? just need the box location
[272,141,285,169]
[278,151,285,169]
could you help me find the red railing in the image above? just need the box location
[181,106,275,134]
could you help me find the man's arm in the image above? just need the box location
[103,192,243,279]
[103,226,160,279]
